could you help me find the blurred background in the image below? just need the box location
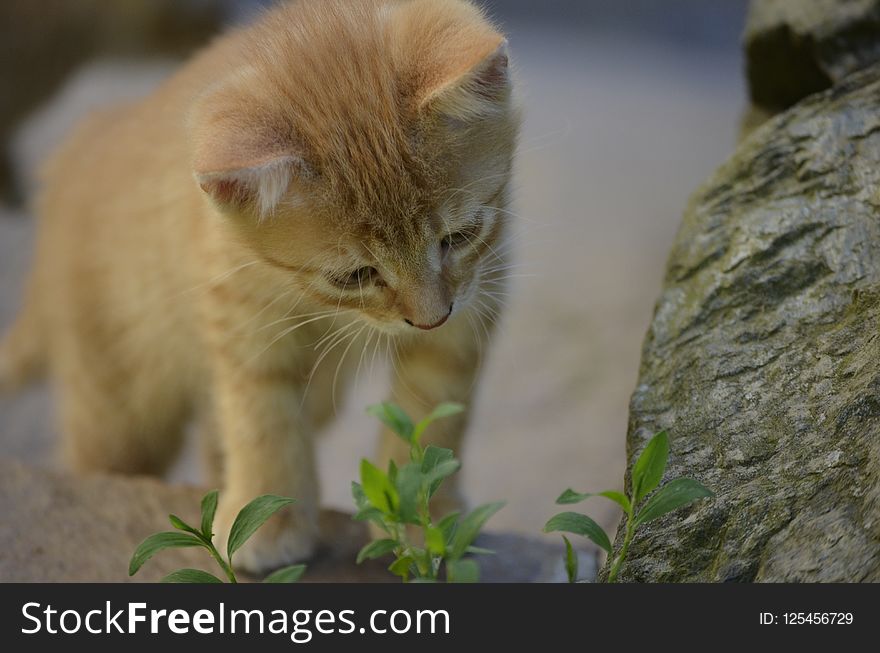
[0,0,748,537]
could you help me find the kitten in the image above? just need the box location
[0,0,519,573]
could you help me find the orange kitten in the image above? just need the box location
[0,0,519,573]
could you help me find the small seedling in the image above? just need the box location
[545,430,713,583]
[129,491,306,583]
[353,402,504,583]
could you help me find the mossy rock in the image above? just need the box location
[615,63,880,582]
[745,0,880,111]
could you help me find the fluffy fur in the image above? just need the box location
[0,0,519,573]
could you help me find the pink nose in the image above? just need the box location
[405,305,453,331]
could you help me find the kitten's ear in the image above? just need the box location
[390,0,510,122]
[418,40,511,121]
[195,153,304,218]
[190,77,306,218]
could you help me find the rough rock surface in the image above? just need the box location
[745,0,880,112]
[616,64,880,582]
[0,459,594,582]
[745,0,880,111]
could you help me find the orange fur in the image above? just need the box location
[1,0,520,573]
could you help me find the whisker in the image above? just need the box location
[478,291,509,307]
[228,287,298,334]
[388,337,431,407]
[469,304,493,344]
[354,327,376,390]
[464,311,485,379]
[480,262,530,274]
[300,322,360,408]
[258,308,342,332]
[177,260,259,297]
[313,319,358,351]
[481,273,538,282]
[370,331,384,379]
[515,119,574,157]
[331,324,366,411]
[246,312,340,365]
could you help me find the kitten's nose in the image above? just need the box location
[405,304,453,331]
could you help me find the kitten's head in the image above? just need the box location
[191,0,519,334]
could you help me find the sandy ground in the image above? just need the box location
[0,20,745,537]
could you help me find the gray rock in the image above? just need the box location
[613,63,880,582]
[0,458,594,582]
[745,0,880,111]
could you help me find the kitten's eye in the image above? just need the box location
[328,266,380,290]
[441,228,476,253]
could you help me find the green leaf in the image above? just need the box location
[543,512,612,554]
[263,564,307,583]
[394,463,423,524]
[367,403,414,443]
[129,532,204,576]
[356,539,398,564]
[200,490,219,538]
[353,506,386,523]
[598,491,632,515]
[160,569,223,584]
[562,536,578,584]
[448,502,504,560]
[351,481,369,509]
[388,556,415,580]
[352,482,388,527]
[352,481,368,509]
[423,460,461,487]
[446,558,479,583]
[555,489,632,515]
[421,446,454,469]
[634,478,714,527]
[421,446,456,498]
[437,512,460,542]
[387,459,398,485]
[632,430,669,505]
[555,489,591,504]
[412,403,465,444]
[227,495,296,560]
[360,459,399,515]
[425,527,446,556]
[168,514,201,537]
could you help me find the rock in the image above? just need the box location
[614,63,880,582]
[0,458,594,582]
[744,0,880,112]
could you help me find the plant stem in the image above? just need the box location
[392,522,417,583]
[205,543,237,583]
[607,513,636,583]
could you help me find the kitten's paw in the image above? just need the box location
[215,500,318,575]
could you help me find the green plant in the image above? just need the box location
[353,402,504,583]
[545,430,713,583]
[129,491,306,583]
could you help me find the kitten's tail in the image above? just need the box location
[0,295,47,393]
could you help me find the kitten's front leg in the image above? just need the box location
[211,363,319,574]
[379,318,485,517]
